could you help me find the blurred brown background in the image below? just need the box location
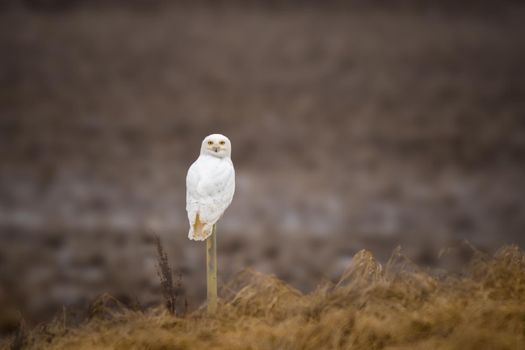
[1,0,525,334]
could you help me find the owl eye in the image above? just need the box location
[219,140,226,145]
[207,140,213,145]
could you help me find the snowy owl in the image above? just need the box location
[186,134,235,241]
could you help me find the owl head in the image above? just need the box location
[200,134,232,158]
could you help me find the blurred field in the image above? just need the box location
[1,1,525,336]
[3,245,524,349]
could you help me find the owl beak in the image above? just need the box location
[212,146,219,153]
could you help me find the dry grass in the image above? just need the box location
[154,235,180,316]
[4,244,524,350]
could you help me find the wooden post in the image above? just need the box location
[206,224,217,314]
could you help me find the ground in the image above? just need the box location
[3,245,525,349]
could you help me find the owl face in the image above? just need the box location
[201,134,232,158]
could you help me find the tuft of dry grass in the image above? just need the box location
[8,319,26,350]
[154,235,186,317]
[154,235,177,316]
[4,245,525,350]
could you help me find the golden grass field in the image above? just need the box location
[4,244,524,350]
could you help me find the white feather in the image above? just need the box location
[186,134,235,241]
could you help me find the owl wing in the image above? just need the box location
[186,157,235,240]
[186,160,201,231]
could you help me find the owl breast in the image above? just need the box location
[186,155,235,241]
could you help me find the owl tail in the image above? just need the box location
[189,213,213,241]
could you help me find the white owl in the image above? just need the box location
[186,134,235,241]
